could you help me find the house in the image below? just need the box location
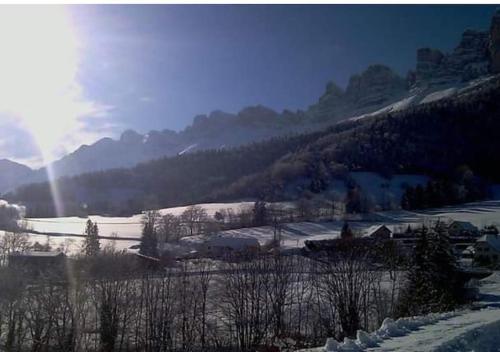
[481,225,499,235]
[363,225,392,240]
[180,233,260,257]
[8,251,66,276]
[447,221,479,237]
[474,234,500,266]
[303,237,373,256]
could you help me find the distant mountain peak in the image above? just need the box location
[120,129,143,144]
[0,158,32,171]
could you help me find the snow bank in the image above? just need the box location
[355,330,378,348]
[324,338,340,351]
[310,311,459,352]
[433,317,500,352]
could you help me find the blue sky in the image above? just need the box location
[0,5,497,167]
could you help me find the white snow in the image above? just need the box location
[349,95,418,122]
[178,143,198,155]
[420,87,457,104]
[298,271,500,352]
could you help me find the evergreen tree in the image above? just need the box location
[398,226,465,316]
[397,226,434,315]
[82,219,100,256]
[429,224,465,310]
[252,201,268,226]
[401,186,414,210]
[340,221,354,240]
[139,211,159,258]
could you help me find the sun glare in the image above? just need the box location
[0,6,100,216]
[0,6,97,163]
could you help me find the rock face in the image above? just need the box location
[416,48,445,85]
[415,30,490,87]
[309,65,407,120]
[344,65,408,109]
[490,9,500,73]
[451,29,490,80]
[310,11,500,120]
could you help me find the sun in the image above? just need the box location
[0,5,96,163]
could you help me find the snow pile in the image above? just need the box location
[433,317,500,352]
[376,318,406,338]
[324,338,340,351]
[315,311,459,352]
[341,338,362,352]
[355,331,379,348]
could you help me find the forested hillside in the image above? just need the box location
[6,76,500,217]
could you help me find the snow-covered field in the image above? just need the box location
[300,271,500,352]
[378,200,500,229]
[7,198,500,255]
[18,202,257,254]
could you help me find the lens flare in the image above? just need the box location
[0,5,91,216]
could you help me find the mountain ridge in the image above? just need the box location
[7,73,500,217]
[2,9,500,194]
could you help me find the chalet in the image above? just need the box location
[447,221,479,237]
[8,251,66,276]
[481,225,499,235]
[474,234,500,266]
[362,225,392,240]
[303,237,373,256]
[180,233,260,257]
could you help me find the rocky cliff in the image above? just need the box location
[311,9,500,117]
[309,65,408,120]
[414,29,490,88]
[490,9,500,73]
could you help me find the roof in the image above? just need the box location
[180,233,260,250]
[476,234,500,252]
[363,225,391,238]
[449,221,478,231]
[9,251,65,258]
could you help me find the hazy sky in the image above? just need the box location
[0,5,497,167]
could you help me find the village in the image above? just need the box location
[5,200,500,275]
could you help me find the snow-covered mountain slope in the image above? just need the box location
[300,272,500,352]
[349,75,498,122]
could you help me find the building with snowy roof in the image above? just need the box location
[362,225,392,240]
[8,251,66,276]
[180,233,260,257]
[474,234,500,266]
[447,221,479,237]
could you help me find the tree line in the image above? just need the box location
[0,217,471,351]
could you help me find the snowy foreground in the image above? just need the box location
[299,272,500,352]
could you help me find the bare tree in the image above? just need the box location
[316,244,377,338]
[158,214,182,244]
[0,228,32,266]
[180,206,208,237]
[219,257,270,351]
